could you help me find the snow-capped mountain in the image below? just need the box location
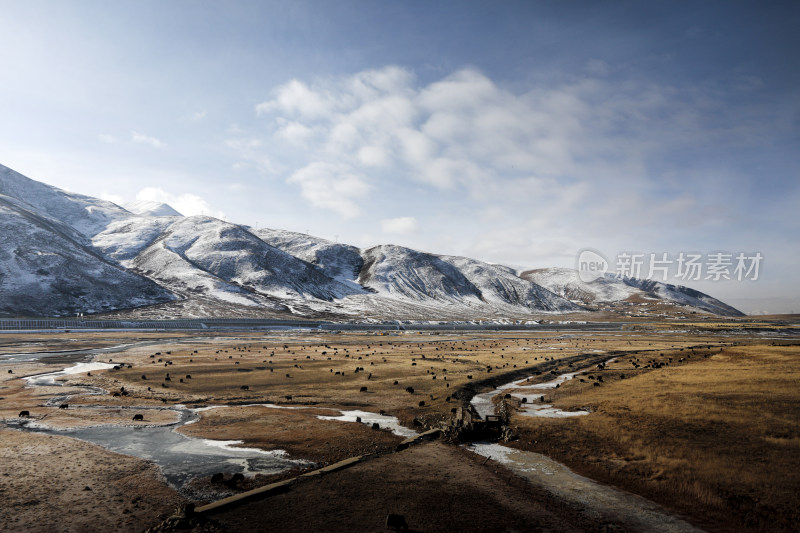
[252,228,366,292]
[0,179,174,317]
[93,216,364,304]
[521,267,743,317]
[124,199,183,217]
[440,255,580,312]
[0,164,130,238]
[355,245,579,313]
[0,163,744,318]
[520,267,639,304]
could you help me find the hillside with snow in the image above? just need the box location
[522,267,743,317]
[93,216,364,304]
[0,192,174,317]
[0,164,744,319]
[0,165,130,237]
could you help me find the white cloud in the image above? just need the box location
[225,138,262,151]
[190,110,207,120]
[131,131,166,149]
[381,216,419,235]
[256,79,332,118]
[357,145,390,167]
[99,191,125,205]
[287,162,370,218]
[135,187,224,218]
[97,133,116,144]
[224,137,276,174]
[252,65,624,211]
[274,120,315,145]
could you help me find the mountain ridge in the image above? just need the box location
[0,163,744,319]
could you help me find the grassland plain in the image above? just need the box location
[0,324,797,531]
[507,342,800,532]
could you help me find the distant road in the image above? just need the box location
[0,317,628,333]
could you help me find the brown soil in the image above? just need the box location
[0,429,184,532]
[204,441,603,533]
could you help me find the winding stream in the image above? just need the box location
[11,360,309,493]
[24,407,301,490]
[471,369,588,419]
[1,340,170,363]
[11,359,417,493]
[466,442,700,532]
[317,409,419,438]
[12,350,608,495]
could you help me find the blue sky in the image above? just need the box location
[0,1,798,313]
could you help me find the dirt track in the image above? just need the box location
[203,441,605,533]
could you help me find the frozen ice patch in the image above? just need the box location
[25,362,116,387]
[317,410,418,438]
[467,443,558,475]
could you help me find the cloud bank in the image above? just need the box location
[243,66,769,225]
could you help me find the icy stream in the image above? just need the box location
[24,407,302,490]
[13,361,307,492]
[470,369,589,418]
[14,361,416,493]
[317,409,418,438]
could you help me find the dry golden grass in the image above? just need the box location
[511,343,800,532]
[81,330,718,424]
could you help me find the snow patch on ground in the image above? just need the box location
[317,409,418,438]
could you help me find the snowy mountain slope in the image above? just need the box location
[358,245,486,303]
[0,195,174,317]
[252,228,366,291]
[0,164,746,319]
[165,218,362,300]
[351,245,579,314]
[522,267,743,316]
[521,267,638,304]
[248,235,581,315]
[93,216,364,304]
[92,216,176,262]
[124,200,182,217]
[621,276,744,316]
[0,164,130,237]
[440,257,582,312]
[125,231,271,308]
